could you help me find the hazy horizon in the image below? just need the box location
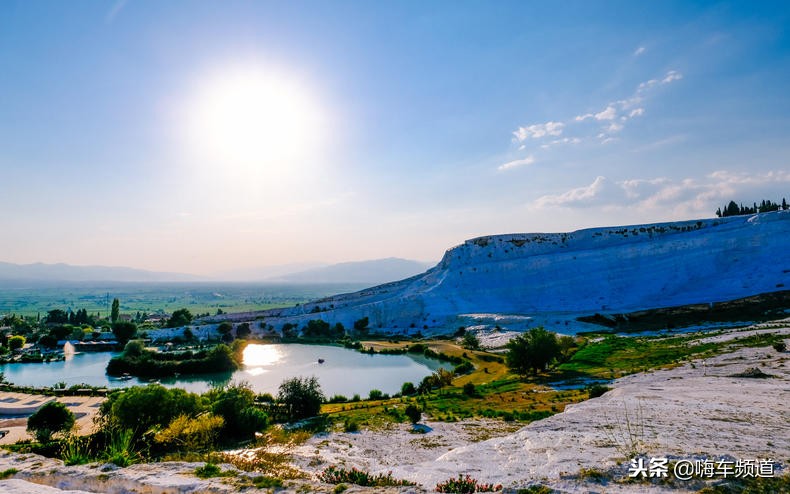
[2,1,789,276]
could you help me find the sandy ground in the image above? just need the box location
[0,325,787,493]
[0,394,104,445]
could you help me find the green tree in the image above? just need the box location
[8,335,25,351]
[404,404,421,424]
[110,298,120,323]
[303,319,331,337]
[277,376,325,422]
[45,309,69,325]
[217,322,233,342]
[122,340,146,358]
[401,382,416,396]
[461,332,480,350]
[353,317,369,333]
[112,322,137,345]
[505,327,560,377]
[166,309,193,328]
[100,385,203,438]
[235,323,251,339]
[27,401,75,443]
[207,383,269,438]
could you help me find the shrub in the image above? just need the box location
[462,332,480,350]
[462,382,477,397]
[194,462,232,479]
[252,476,283,488]
[404,404,421,424]
[401,382,416,396]
[100,385,203,439]
[103,428,139,467]
[154,414,225,451]
[454,361,474,375]
[27,401,75,443]
[277,376,325,422]
[122,340,145,358]
[343,419,359,432]
[208,383,269,438]
[435,474,502,493]
[318,466,414,487]
[8,335,25,351]
[773,341,787,352]
[587,384,610,399]
[60,436,92,465]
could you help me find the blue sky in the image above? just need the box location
[1,1,789,274]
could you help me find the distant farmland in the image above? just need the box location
[0,282,368,318]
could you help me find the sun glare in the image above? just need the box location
[185,65,324,176]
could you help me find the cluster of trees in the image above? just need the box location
[281,317,370,340]
[505,327,578,377]
[106,340,243,378]
[45,308,97,326]
[99,382,269,455]
[716,198,788,217]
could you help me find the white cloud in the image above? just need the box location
[634,46,646,56]
[662,70,683,84]
[532,170,790,215]
[534,176,614,207]
[508,69,683,166]
[594,106,617,121]
[513,121,564,142]
[498,155,535,171]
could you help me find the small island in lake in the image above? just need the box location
[106,340,244,378]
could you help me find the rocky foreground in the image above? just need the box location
[0,324,787,493]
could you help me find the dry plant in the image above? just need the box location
[601,399,649,459]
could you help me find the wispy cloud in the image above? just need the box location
[533,170,790,214]
[634,46,646,56]
[498,155,535,172]
[513,122,564,142]
[510,69,683,159]
[500,70,683,171]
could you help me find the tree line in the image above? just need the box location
[716,198,788,217]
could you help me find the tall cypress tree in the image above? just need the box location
[110,298,120,323]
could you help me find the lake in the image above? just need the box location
[0,344,445,397]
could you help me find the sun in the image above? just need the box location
[184,65,324,176]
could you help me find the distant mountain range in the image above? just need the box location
[0,262,201,284]
[0,258,434,286]
[265,258,433,284]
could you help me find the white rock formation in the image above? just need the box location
[212,211,790,335]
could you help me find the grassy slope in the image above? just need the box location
[320,328,787,429]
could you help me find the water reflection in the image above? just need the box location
[0,343,445,396]
[243,344,283,367]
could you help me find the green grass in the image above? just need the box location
[0,468,18,479]
[322,328,788,429]
[194,462,234,479]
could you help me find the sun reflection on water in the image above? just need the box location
[242,344,283,368]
